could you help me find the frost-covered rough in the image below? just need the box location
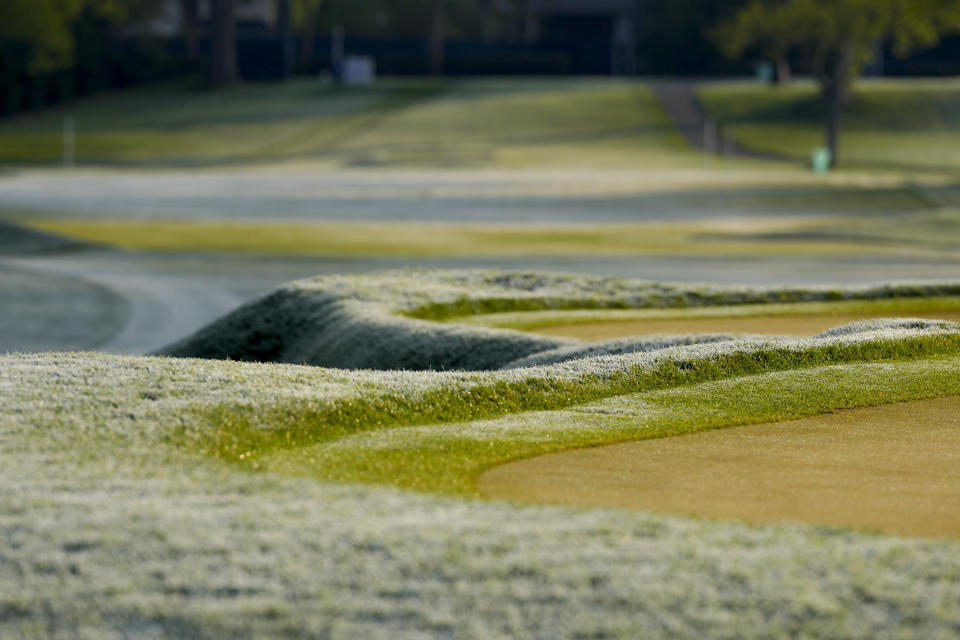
[5,270,960,639]
[505,333,739,368]
[3,348,960,639]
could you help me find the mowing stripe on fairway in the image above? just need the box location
[20,219,893,258]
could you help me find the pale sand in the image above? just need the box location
[478,396,960,538]
[532,311,960,341]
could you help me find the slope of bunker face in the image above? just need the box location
[478,395,960,539]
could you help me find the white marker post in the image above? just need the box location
[63,116,75,168]
[703,118,717,165]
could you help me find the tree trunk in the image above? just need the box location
[300,0,318,71]
[826,83,841,166]
[821,41,854,167]
[523,0,539,44]
[211,0,237,87]
[774,56,791,86]
[180,0,200,59]
[277,0,294,78]
[429,0,445,76]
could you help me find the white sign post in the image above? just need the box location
[63,116,75,168]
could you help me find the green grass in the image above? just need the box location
[0,77,697,168]
[0,78,440,166]
[5,267,960,636]
[698,78,960,172]
[6,352,960,638]
[258,357,960,494]
[185,330,960,475]
[8,76,960,173]
[457,296,960,330]
[24,212,960,259]
[149,270,960,488]
[19,218,892,258]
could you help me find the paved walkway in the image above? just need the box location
[650,82,778,160]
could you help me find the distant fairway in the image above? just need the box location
[0,78,696,168]
[699,78,960,173]
[4,77,957,172]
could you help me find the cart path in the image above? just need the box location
[479,395,960,539]
[650,81,780,159]
[2,253,246,354]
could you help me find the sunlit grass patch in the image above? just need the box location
[26,211,960,259]
[698,78,960,172]
[252,357,960,495]
[20,218,905,258]
[0,78,700,168]
[458,296,960,331]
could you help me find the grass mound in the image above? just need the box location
[159,269,960,370]
[5,269,960,637]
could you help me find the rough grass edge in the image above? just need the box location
[190,332,960,466]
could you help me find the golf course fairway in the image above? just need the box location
[479,395,960,539]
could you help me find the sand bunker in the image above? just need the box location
[532,312,960,341]
[479,396,960,539]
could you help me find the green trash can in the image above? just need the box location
[811,147,832,174]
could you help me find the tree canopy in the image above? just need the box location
[715,0,960,164]
[0,0,165,73]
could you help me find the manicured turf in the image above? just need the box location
[4,270,960,637]
[0,78,694,168]
[19,218,905,258]
[7,77,960,173]
[459,296,960,330]
[698,78,960,172]
[7,351,960,638]
[458,296,960,341]
[258,357,960,496]
[533,310,960,340]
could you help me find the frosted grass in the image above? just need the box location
[4,352,960,639]
[5,270,960,637]
[159,269,960,370]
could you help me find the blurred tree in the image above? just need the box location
[0,0,167,74]
[0,0,84,74]
[294,0,323,70]
[181,0,200,59]
[277,0,294,78]
[643,0,751,76]
[430,0,445,75]
[712,0,796,84]
[716,0,960,165]
[210,0,237,86]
